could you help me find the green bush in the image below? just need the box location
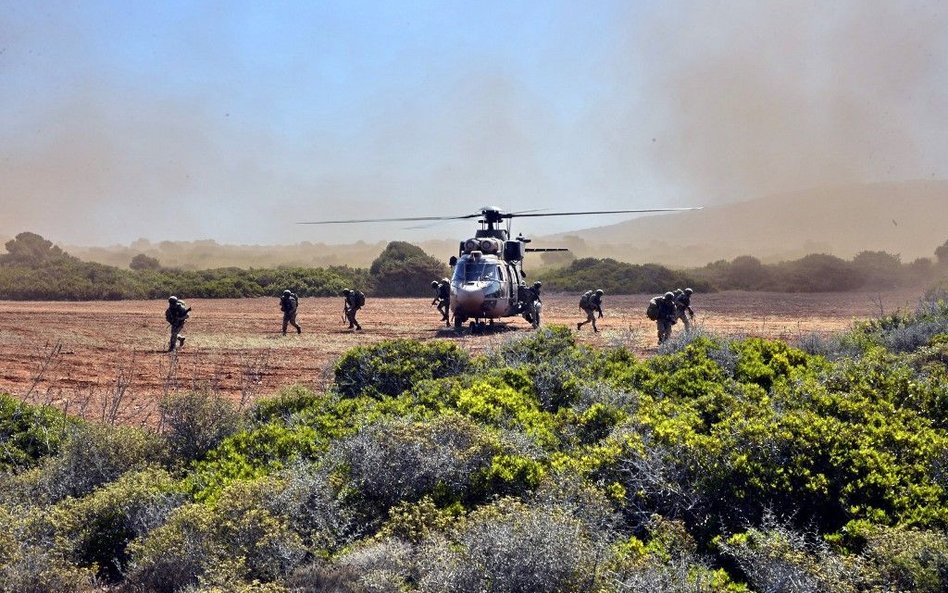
[0,504,95,593]
[369,241,448,297]
[126,478,305,592]
[334,339,471,399]
[54,467,184,581]
[0,394,75,471]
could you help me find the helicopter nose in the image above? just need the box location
[455,285,485,312]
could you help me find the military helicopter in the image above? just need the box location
[300,206,698,331]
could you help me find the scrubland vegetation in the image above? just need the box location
[1,232,945,300]
[1,286,947,592]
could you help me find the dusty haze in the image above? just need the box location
[1,1,946,250]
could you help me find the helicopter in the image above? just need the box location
[300,206,699,332]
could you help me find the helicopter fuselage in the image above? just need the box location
[448,227,534,328]
[450,252,523,323]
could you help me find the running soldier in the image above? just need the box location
[431,278,450,326]
[577,288,604,332]
[165,296,191,352]
[657,291,678,344]
[280,289,301,335]
[342,288,364,330]
[675,287,695,331]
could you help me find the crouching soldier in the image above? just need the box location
[165,296,191,352]
[342,288,365,331]
[577,288,604,332]
[280,289,301,335]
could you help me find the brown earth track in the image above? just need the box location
[0,289,923,424]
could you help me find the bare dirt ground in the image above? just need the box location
[0,289,924,424]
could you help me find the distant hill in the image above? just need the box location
[544,181,948,267]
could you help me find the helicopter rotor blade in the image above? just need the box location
[508,207,702,218]
[297,213,480,225]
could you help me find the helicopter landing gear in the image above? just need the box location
[454,316,465,331]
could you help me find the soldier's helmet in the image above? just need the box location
[342,289,351,296]
[431,281,439,288]
[685,288,693,294]
[533,281,542,289]
[283,289,291,295]
[674,288,683,295]
[596,289,604,295]
[168,296,177,303]
[442,278,450,284]
[664,292,675,300]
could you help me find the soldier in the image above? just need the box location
[431,278,450,326]
[519,280,542,328]
[675,287,695,331]
[165,295,191,352]
[279,289,301,335]
[577,288,604,332]
[657,291,678,344]
[342,288,364,331]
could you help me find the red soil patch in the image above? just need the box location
[0,290,922,423]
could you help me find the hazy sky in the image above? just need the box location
[2,1,947,245]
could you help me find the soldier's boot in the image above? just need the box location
[178,336,186,347]
[297,325,301,334]
[576,322,582,330]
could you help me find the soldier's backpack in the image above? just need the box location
[646,297,660,321]
[354,290,366,308]
[579,290,593,310]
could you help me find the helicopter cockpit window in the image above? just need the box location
[453,260,500,284]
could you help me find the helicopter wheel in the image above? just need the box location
[454,316,464,331]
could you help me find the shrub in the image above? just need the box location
[718,517,858,593]
[327,415,499,525]
[126,479,306,592]
[55,467,185,581]
[334,339,471,399]
[0,505,95,593]
[249,386,323,425]
[0,394,75,471]
[269,461,358,552]
[859,525,948,593]
[160,391,242,463]
[417,498,605,593]
[369,241,448,297]
[287,538,413,593]
[37,423,166,502]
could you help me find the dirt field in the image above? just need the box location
[0,289,924,423]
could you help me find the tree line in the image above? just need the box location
[1,231,945,300]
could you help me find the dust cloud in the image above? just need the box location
[606,0,948,203]
[1,2,946,252]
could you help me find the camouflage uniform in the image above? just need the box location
[520,281,542,328]
[577,289,604,332]
[165,296,190,352]
[343,289,363,330]
[432,279,451,326]
[280,290,301,335]
[657,292,677,344]
[675,288,694,331]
